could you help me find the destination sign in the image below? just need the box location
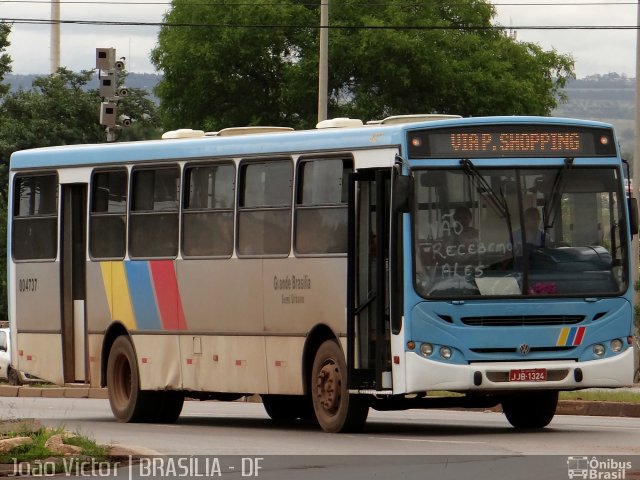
[408,124,616,159]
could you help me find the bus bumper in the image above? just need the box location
[404,348,635,393]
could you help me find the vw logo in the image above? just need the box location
[518,344,531,355]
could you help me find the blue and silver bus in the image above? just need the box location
[8,115,637,432]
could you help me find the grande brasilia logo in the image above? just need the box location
[567,456,632,479]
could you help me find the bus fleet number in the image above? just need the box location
[18,278,37,293]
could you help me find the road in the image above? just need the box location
[2,397,639,479]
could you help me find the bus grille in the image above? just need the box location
[461,315,584,327]
[470,346,575,354]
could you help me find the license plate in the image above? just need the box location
[509,368,547,382]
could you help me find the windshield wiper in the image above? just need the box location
[542,157,574,234]
[460,159,516,253]
[460,159,509,218]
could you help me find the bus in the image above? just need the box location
[8,115,637,433]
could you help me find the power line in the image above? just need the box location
[0,0,637,5]
[2,17,638,30]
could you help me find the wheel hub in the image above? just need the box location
[316,361,341,414]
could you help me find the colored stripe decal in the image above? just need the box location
[101,261,136,330]
[557,327,569,347]
[150,260,187,330]
[99,262,114,319]
[125,261,162,330]
[573,326,586,346]
[557,326,586,346]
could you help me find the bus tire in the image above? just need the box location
[501,390,558,429]
[262,394,315,422]
[7,368,22,386]
[311,339,369,433]
[106,335,148,423]
[154,391,184,423]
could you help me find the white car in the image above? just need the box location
[0,327,38,385]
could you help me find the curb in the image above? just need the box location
[0,385,109,399]
[0,386,638,418]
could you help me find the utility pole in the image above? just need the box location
[317,0,329,123]
[50,0,60,74]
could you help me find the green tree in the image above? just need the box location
[151,0,315,131]
[114,71,162,141]
[151,0,574,130]
[0,23,11,100]
[0,22,13,321]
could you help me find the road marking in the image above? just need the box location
[364,436,485,445]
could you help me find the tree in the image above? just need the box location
[151,0,315,131]
[0,23,11,100]
[151,0,574,130]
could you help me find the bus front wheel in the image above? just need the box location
[107,335,148,423]
[262,394,315,422]
[311,339,369,433]
[501,390,558,429]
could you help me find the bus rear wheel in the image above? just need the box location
[311,339,369,433]
[501,390,558,429]
[153,391,185,423]
[107,335,148,423]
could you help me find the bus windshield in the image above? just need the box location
[414,166,628,298]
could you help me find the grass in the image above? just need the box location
[559,390,640,404]
[0,426,110,473]
[428,389,640,403]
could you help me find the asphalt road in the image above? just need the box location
[2,397,639,479]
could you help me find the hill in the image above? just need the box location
[2,73,161,103]
[552,73,635,158]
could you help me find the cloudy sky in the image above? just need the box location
[0,0,636,77]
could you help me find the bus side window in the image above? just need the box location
[89,169,127,259]
[129,166,180,258]
[182,163,235,257]
[12,174,58,261]
[237,159,292,256]
[295,158,352,255]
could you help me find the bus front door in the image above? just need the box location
[347,169,392,391]
[60,184,87,383]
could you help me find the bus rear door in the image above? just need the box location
[60,183,88,383]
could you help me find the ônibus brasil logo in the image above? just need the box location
[567,457,632,479]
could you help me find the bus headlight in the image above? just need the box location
[593,344,605,357]
[420,343,433,357]
[611,339,623,353]
[440,346,452,360]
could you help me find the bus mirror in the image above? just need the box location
[393,174,414,213]
[628,197,639,236]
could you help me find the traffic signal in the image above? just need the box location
[96,48,130,135]
[99,73,116,98]
[96,48,116,71]
[99,102,117,127]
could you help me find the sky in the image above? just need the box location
[0,0,637,77]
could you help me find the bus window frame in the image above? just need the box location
[293,154,353,258]
[88,167,128,261]
[128,163,181,260]
[236,157,293,258]
[181,159,236,260]
[11,171,59,263]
